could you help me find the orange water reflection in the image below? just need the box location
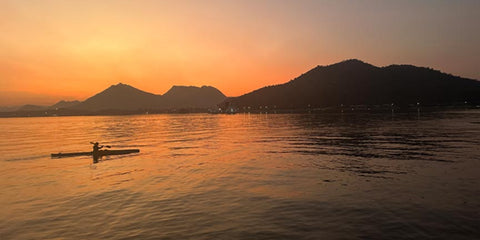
[1,112,480,238]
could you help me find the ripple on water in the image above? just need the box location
[1,112,480,239]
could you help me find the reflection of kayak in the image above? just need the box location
[51,149,140,158]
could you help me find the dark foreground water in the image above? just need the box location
[1,111,479,239]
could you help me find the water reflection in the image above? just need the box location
[254,113,475,178]
[93,154,100,164]
[1,111,479,239]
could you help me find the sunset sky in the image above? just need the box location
[1,0,479,106]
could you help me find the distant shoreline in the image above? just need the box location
[1,104,478,118]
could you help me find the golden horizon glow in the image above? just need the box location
[1,0,479,106]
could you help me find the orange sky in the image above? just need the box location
[1,0,479,106]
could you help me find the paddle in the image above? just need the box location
[90,142,112,148]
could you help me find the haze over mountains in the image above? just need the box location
[223,59,480,110]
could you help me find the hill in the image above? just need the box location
[163,85,227,109]
[50,100,81,109]
[72,83,226,112]
[72,83,161,111]
[223,59,480,110]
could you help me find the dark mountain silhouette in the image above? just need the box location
[1,83,226,116]
[73,83,161,110]
[72,83,226,111]
[163,85,227,109]
[223,59,480,110]
[50,100,81,109]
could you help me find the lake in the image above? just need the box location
[1,111,479,239]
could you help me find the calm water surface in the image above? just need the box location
[1,111,479,239]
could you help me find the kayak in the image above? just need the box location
[51,149,140,158]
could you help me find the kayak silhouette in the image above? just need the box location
[51,142,140,158]
[51,149,140,158]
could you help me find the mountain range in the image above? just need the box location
[2,84,226,115]
[2,59,479,117]
[222,59,480,110]
[73,83,226,111]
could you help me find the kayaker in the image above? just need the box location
[93,142,104,155]
[92,142,104,163]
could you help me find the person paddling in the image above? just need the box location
[92,142,105,162]
[93,142,104,154]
